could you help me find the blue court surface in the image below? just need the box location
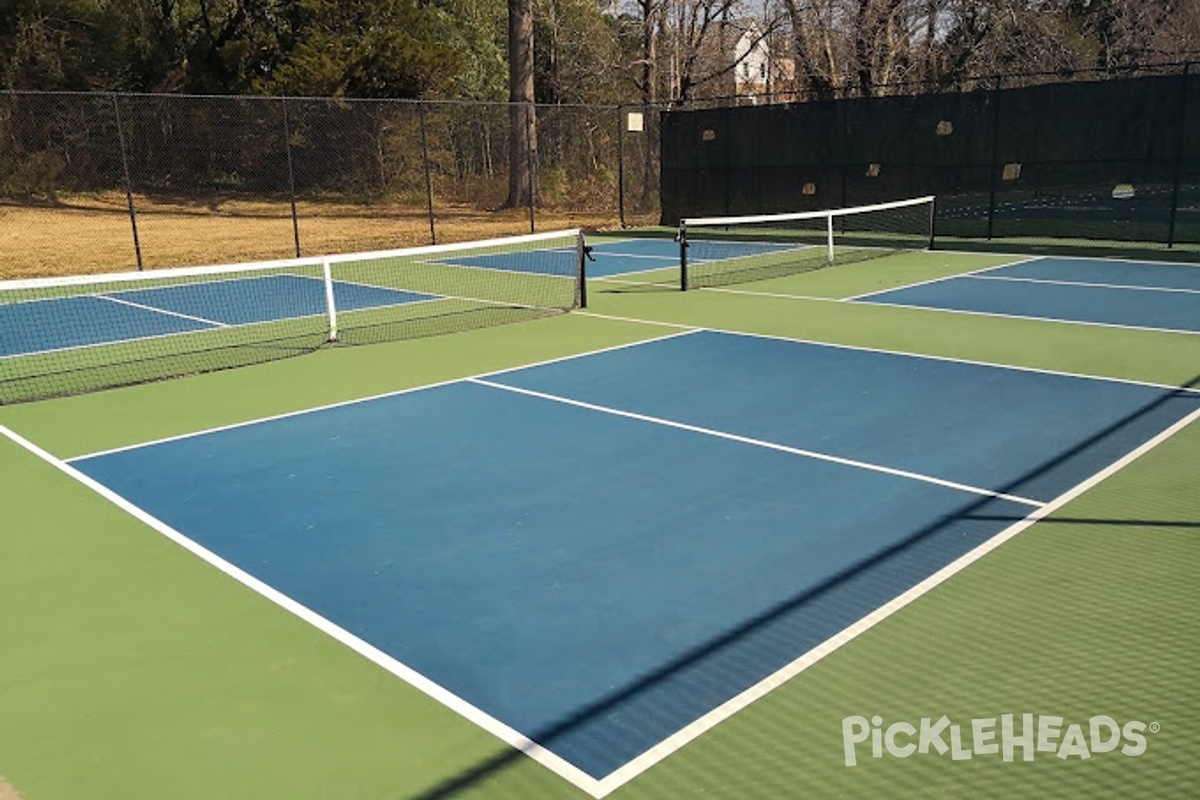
[1,274,433,358]
[855,256,1200,332]
[3,241,692,359]
[436,239,683,279]
[444,238,791,278]
[3,238,796,360]
[69,330,1200,781]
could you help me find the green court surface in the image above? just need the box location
[2,246,1198,800]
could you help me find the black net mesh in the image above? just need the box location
[681,198,934,290]
[0,231,583,404]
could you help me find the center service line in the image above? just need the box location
[468,378,1044,507]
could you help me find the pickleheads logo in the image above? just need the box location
[841,714,1159,766]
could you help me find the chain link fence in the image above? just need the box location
[11,65,1191,281]
[0,92,663,278]
[662,62,1200,258]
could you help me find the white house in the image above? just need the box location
[732,21,795,104]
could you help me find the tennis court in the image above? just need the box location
[852,257,1200,333]
[1,274,435,357]
[0,237,759,363]
[56,327,1199,791]
[2,215,1198,800]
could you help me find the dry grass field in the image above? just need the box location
[0,193,647,280]
[0,777,22,800]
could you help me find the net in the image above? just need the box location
[0,229,587,404]
[678,196,936,290]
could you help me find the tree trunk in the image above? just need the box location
[640,0,658,210]
[505,0,536,209]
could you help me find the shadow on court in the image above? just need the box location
[594,277,679,294]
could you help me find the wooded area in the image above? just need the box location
[3,1,1199,103]
[3,1,1199,276]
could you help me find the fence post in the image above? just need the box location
[282,98,302,257]
[418,102,437,244]
[985,75,1003,241]
[111,94,143,271]
[617,104,627,228]
[1167,62,1191,249]
[527,101,537,233]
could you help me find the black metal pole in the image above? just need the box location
[617,105,627,228]
[928,195,938,250]
[678,223,689,291]
[526,101,537,233]
[986,75,1003,241]
[111,94,143,271]
[282,98,302,257]
[575,230,588,309]
[419,102,437,245]
[1167,62,1191,249]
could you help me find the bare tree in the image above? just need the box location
[776,0,1198,97]
[633,0,661,107]
[1073,0,1200,68]
[782,0,848,96]
[655,0,790,102]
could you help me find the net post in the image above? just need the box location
[927,195,938,250]
[826,213,835,263]
[678,221,689,291]
[321,257,338,342]
[575,230,588,309]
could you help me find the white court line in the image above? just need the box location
[589,262,681,279]
[280,272,437,298]
[65,329,704,462]
[590,403,1200,796]
[95,294,228,327]
[0,424,608,798]
[5,302,340,362]
[415,255,580,282]
[281,273,502,313]
[2,321,249,361]
[280,271,575,316]
[573,311,695,328]
[852,296,1200,336]
[667,273,1200,335]
[590,251,679,263]
[470,377,1042,507]
[572,312,1200,396]
[3,273,317,359]
[17,335,1199,795]
[2,281,552,363]
[590,276,679,289]
[965,273,1200,295]
[1,271,310,309]
[841,256,1038,301]
[698,279,1200,335]
[692,285,852,302]
[949,249,1200,269]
